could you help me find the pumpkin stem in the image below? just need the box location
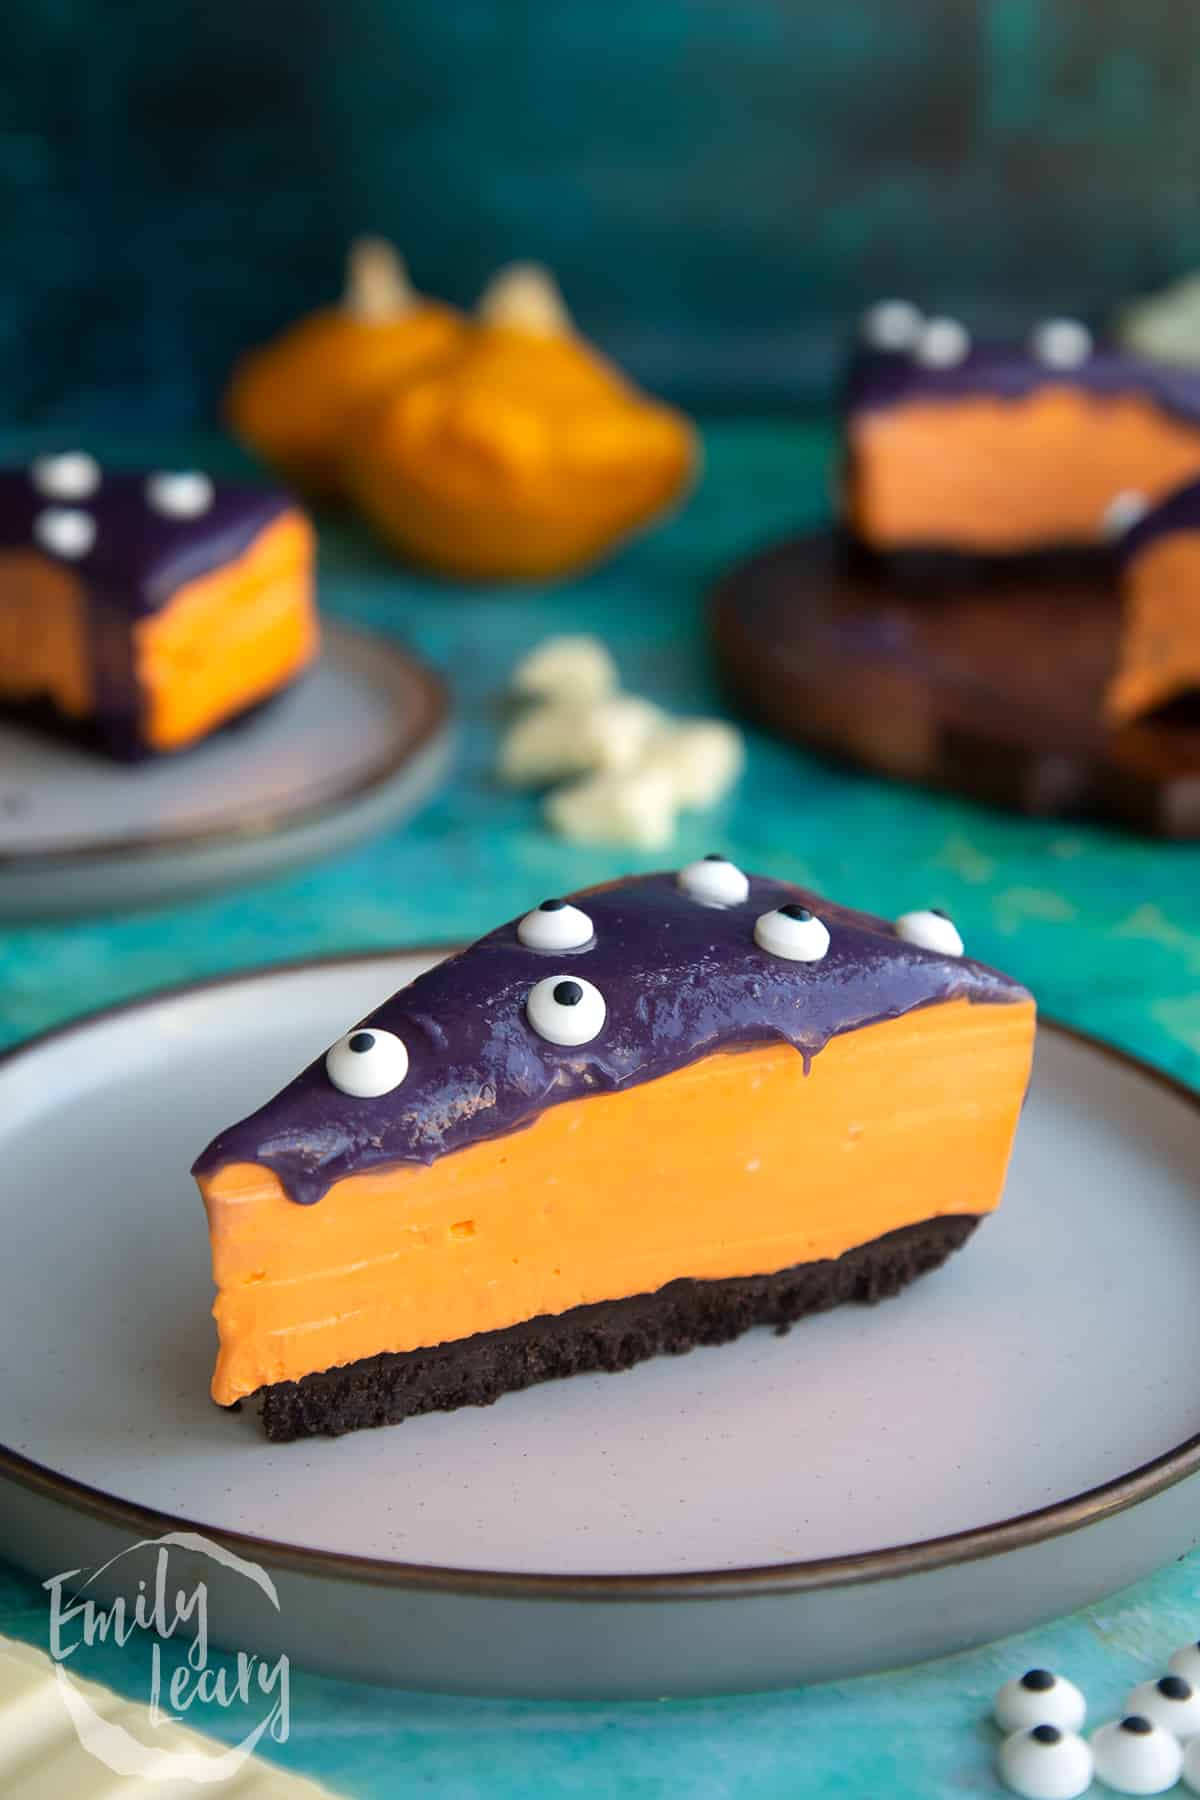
[477,263,572,336]
[343,238,418,321]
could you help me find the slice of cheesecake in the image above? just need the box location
[1107,480,1200,724]
[843,315,1200,559]
[0,458,317,759]
[192,866,1036,1440]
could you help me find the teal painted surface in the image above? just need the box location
[4,2,1200,421]
[1,419,1199,1796]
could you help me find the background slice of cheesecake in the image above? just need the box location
[193,868,1036,1441]
[0,460,317,760]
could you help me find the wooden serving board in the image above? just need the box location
[711,530,1200,838]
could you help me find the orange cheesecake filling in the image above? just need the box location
[0,552,91,719]
[135,509,318,750]
[846,387,1200,551]
[0,509,316,750]
[1107,531,1200,725]
[200,995,1036,1406]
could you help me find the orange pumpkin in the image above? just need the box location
[225,239,465,498]
[341,264,699,579]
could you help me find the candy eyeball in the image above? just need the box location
[527,975,606,1047]
[1169,1642,1200,1688]
[995,1669,1087,1735]
[860,299,924,352]
[998,1725,1093,1800]
[1102,490,1151,540]
[677,855,750,908]
[894,908,965,957]
[325,1027,409,1097]
[1090,1716,1183,1795]
[146,471,215,518]
[1125,1674,1200,1741]
[913,316,970,369]
[517,899,595,952]
[33,506,96,560]
[754,903,831,962]
[1183,1733,1200,1793]
[31,451,100,500]
[1030,318,1093,370]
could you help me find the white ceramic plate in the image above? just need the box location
[1,952,1198,1696]
[0,625,450,918]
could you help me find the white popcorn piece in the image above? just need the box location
[499,694,665,788]
[1118,273,1200,368]
[511,634,619,706]
[642,719,745,811]
[544,767,679,850]
[499,701,594,787]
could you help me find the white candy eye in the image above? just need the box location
[1090,1716,1182,1795]
[677,855,750,908]
[1183,1734,1200,1794]
[526,975,606,1046]
[33,507,96,559]
[1125,1676,1200,1741]
[517,899,595,952]
[754,903,830,962]
[998,1726,1092,1800]
[1030,318,1093,370]
[146,471,215,518]
[1103,490,1151,539]
[325,1027,409,1097]
[894,909,964,956]
[31,451,100,500]
[995,1670,1087,1735]
[913,316,970,369]
[860,298,924,352]
[1170,1642,1200,1688]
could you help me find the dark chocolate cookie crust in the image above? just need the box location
[254,1214,979,1442]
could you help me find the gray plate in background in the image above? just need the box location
[0,953,1198,1696]
[0,625,451,919]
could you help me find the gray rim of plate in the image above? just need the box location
[0,624,449,870]
[1,954,1197,1605]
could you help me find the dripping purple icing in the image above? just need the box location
[1116,477,1200,566]
[192,872,1031,1207]
[0,466,293,616]
[846,341,1200,430]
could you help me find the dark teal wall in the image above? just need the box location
[4,1,1200,426]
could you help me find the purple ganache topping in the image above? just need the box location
[192,872,1031,1206]
[0,465,294,617]
[846,342,1200,430]
[1116,478,1200,567]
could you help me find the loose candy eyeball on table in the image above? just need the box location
[1090,1715,1183,1794]
[998,1725,1093,1800]
[1126,1674,1200,1741]
[995,1669,1088,1735]
[1170,1641,1200,1688]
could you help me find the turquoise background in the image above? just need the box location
[4,2,1200,423]
[2,419,1200,1794]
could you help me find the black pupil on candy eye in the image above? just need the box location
[553,981,583,1007]
[779,904,812,922]
[539,899,566,912]
[1022,1670,1054,1691]
[1121,1716,1153,1734]
[1030,1726,1061,1746]
[1159,1675,1190,1699]
[348,1032,375,1054]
